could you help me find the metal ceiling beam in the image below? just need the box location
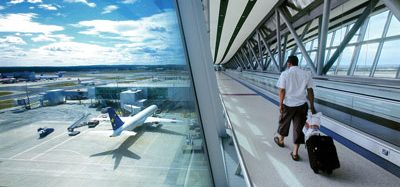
[257,32,265,69]
[290,21,312,56]
[245,44,259,70]
[382,0,400,21]
[276,9,282,72]
[323,0,379,74]
[278,7,317,74]
[316,0,331,75]
[247,41,262,70]
[235,55,246,70]
[241,48,255,70]
[258,29,280,72]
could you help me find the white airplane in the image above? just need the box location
[92,105,181,137]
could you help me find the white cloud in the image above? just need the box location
[121,0,138,4]
[0,13,64,33]
[0,36,27,45]
[38,4,58,11]
[64,0,96,8]
[77,11,175,37]
[102,5,118,14]
[27,0,42,3]
[32,34,73,42]
[0,6,5,10]
[31,35,56,42]
[22,42,132,66]
[9,0,24,4]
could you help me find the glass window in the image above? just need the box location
[348,23,360,44]
[374,40,400,78]
[297,53,305,68]
[326,32,333,47]
[285,49,292,61]
[304,51,316,70]
[305,41,312,51]
[0,1,213,186]
[364,11,389,41]
[354,43,379,76]
[325,48,337,68]
[311,38,319,50]
[387,15,400,37]
[332,26,347,47]
[336,46,355,75]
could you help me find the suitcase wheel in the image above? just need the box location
[313,168,319,174]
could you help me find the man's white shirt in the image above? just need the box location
[276,66,314,107]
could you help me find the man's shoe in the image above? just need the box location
[290,152,300,161]
[274,137,284,147]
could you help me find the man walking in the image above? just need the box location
[274,55,316,161]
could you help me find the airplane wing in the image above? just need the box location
[88,130,113,136]
[90,117,128,122]
[121,131,137,136]
[88,130,137,137]
[145,117,182,124]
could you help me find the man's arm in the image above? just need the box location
[307,88,316,114]
[279,88,285,113]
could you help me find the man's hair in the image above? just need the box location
[287,55,299,66]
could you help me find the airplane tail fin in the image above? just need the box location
[107,108,124,130]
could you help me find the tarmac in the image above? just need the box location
[0,104,212,187]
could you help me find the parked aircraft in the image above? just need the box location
[91,105,181,137]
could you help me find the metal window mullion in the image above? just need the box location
[278,8,317,74]
[334,51,343,75]
[317,0,331,75]
[234,61,239,69]
[325,28,337,66]
[370,12,393,77]
[258,30,280,71]
[382,0,400,22]
[257,32,265,69]
[235,55,246,70]
[247,41,261,70]
[241,48,254,69]
[232,59,239,69]
[281,34,288,70]
[246,46,258,70]
[245,46,255,70]
[238,51,249,69]
[234,56,243,69]
[396,65,400,78]
[290,21,312,56]
[276,9,282,71]
[348,18,369,76]
[246,44,258,70]
[323,0,379,74]
[237,55,246,70]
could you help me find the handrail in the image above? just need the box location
[219,94,253,187]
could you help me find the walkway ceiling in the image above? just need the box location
[208,0,400,66]
[210,0,279,65]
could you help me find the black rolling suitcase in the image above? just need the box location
[306,135,340,174]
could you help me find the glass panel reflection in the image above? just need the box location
[354,43,379,76]
[0,0,213,186]
[374,40,399,78]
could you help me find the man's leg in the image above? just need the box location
[292,104,308,156]
[277,105,295,144]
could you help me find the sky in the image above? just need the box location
[0,0,185,67]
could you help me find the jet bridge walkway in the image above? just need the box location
[217,72,399,187]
